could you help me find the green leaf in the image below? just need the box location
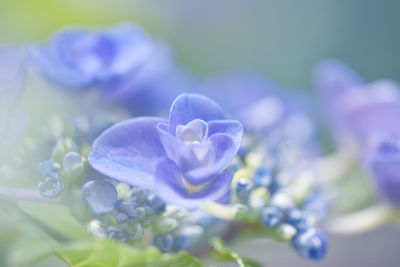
[210,237,262,267]
[55,239,202,267]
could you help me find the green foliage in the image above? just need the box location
[210,237,262,267]
[55,239,201,267]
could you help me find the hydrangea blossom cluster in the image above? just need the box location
[0,22,347,266]
[314,60,400,209]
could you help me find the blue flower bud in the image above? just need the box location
[235,178,253,202]
[130,187,151,205]
[302,194,329,222]
[261,206,283,228]
[38,172,64,198]
[287,209,309,232]
[292,228,327,260]
[116,200,139,219]
[82,180,118,214]
[270,191,295,211]
[39,159,61,177]
[62,151,84,177]
[154,234,174,253]
[147,194,166,215]
[253,166,273,187]
[173,225,203,251]
[113,211,129,224]
[108,228,130,243]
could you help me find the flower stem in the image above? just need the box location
[0,186,63,203]
[323,203,393,235]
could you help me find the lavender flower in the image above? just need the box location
[0,47,28,163]
[31,23,154,89]
[364,136,400,208]
[198,71,287,131]
[105,43,195,115]
[314,59,400,144]
[89,94,243,209]
[315,59,400,208]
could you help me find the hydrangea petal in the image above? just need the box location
[313,59,363,99]
[345,103,400,143]
[207,119,243,145]
[184,133,239,186]
[155,159,233,209]
[104,23,154,78]
[169,94,226,134]
[88,117,167,188]
[157,122,200,173]
[82,180,118,214]
[365,139,400,208]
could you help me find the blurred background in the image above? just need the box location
[1,0,400,266]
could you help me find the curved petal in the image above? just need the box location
[184,133,239,186]
[155,159,233,209]
[345,102,400,143]
[313,59,363,100]
[157,122,200,173]
[207,119,243,145]
[169,94,226,134]
[106,23,154,77]
[88,117,167,189]
[30,44,93,89]
[365,142,400,208]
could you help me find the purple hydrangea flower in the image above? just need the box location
[364,136,400,208]
[31,23,154,89]
[0,47,28,163]
[105,43,195,115]
[314,59,400,144]
[197,71,287,131]
[88,94,243,209]
[315,59,400,208]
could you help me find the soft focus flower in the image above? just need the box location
[364,136,400,208]
[0,47,28,163]
[315,59,400,208]
[314,59,400,144]
[198,71,287,131]
[105,43,195,115]
[89,94,243,209]
[31,23,154,89]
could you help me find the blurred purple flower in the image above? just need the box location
[364,136,400,208]
[88,94,243,209]
[31,23,154,89]
[0,47,28,163]
[314,59,400,144]
[197,71,287,131]
[105,43,196,115]
[315,59,400,208]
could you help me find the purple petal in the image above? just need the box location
[88,117,167,189]
[155,159,233,209]
[103,23,154,79]
[313,59,363,100]
[365,139,400,208]
[157,122,200,173]
[184,134,239,185]
[345,103,400,143]
[169,94,226,134]
[207,119,243,145]
[176,119,208,143]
